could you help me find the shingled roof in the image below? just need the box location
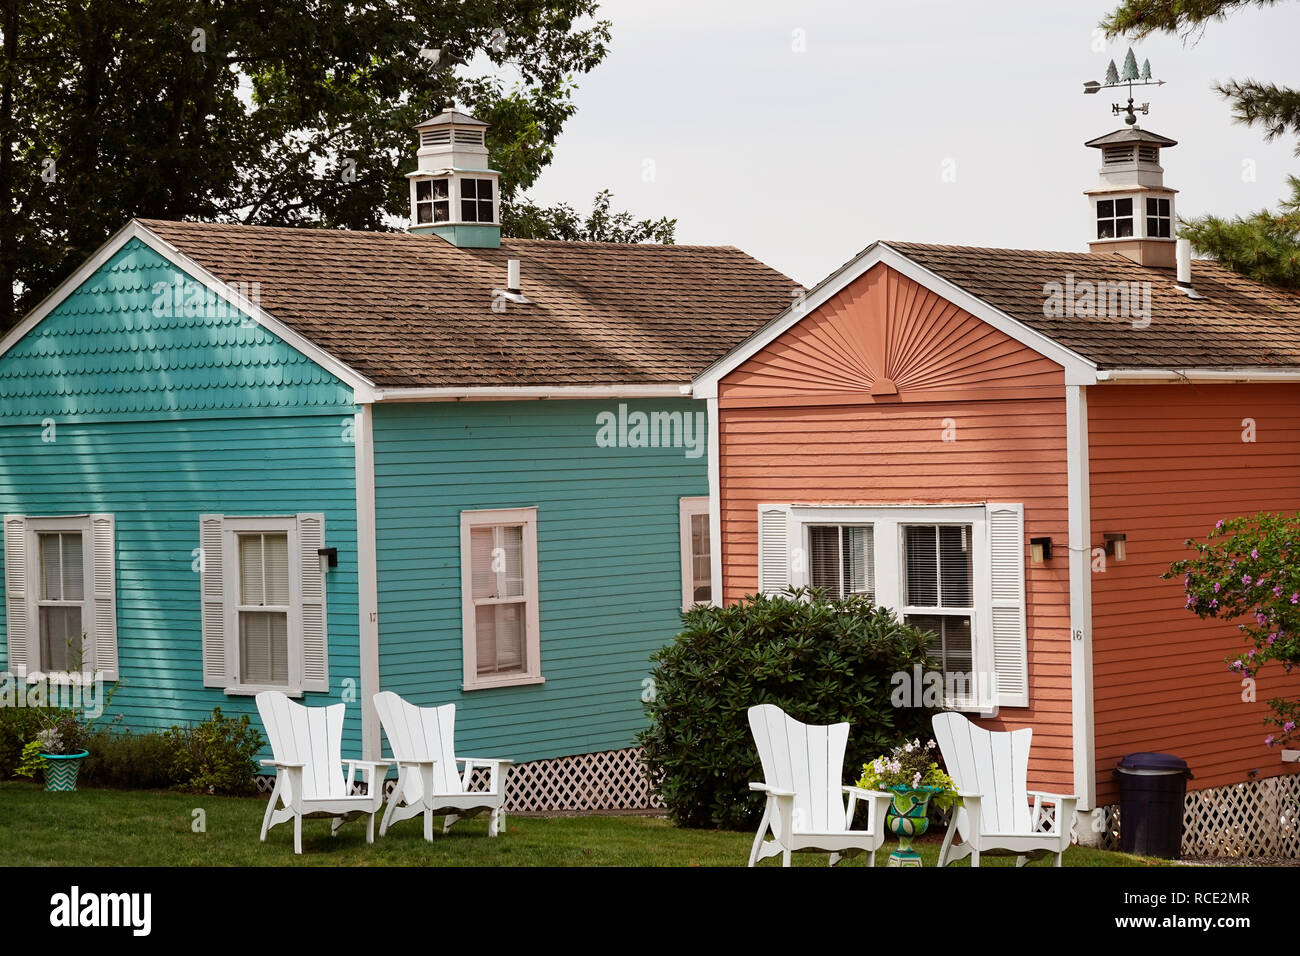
[137,219,798,388]
[886,241,1300,370]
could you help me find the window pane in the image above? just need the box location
[808,526,840,595]
[240,611,289,685]
[40,534,62,601]
[841,526,875,599]
[690,513,711,602]
[416,180,431,201]
[470,527,496,599]
[499,525,524,599]
[1159,198,1169,215]
[462,199,478,221]
[904,525,938,606]
[416,202,432,224]
[434,200,449,222]
[461,179,478,199]
[1116,197,1132,216]
[476,602,524,676]
[240,533,289,606]
[1097,200,1113,218]
[476,179,493,201]
[432,178,449,199]
[1116,217,1133,238]
[939,525,973,607]
[61,534,84,601]
[479,199,494,222]
[907,613,973,680]
[1097,219,1115,239]
[1146,197,1157,215]
[40,605,83,672]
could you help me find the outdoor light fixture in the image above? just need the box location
[1030,537,1053,564]
[1104,533,1127,562]
[318,547,339,568]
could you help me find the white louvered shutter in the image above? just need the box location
[3,516,33,676]
[200,515,229,687]
[88,514,119,681]
[757,506,792,596]
[297,513,329,693]
[986,503,1028,707]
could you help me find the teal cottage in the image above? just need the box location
[0,110,792,806]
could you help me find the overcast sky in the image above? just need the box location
[518,0,1300,287]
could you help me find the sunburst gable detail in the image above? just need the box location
[721,263,1064,403]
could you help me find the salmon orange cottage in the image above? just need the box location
[693,123,1300,848]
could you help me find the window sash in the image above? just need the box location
[27,522,93,675]
[679,498,713,609]
[460,508,540,689]
[808,524,875,600]
[221,518,300,691]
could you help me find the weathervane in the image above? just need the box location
[1083,47,1165,125]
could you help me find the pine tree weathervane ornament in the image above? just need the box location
[1083,46,1165,125]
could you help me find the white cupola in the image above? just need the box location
[1083,127,1178,268]
[407,109,501,248]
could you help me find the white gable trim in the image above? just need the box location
[692,242,1099,397]
[0,220,377,404]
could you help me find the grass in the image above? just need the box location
[0,781,1162,867]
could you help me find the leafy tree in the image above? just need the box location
[0,1,675,332]
[1167,512,1300,750]
[1102,0,1300,288]
[503,188,676,243]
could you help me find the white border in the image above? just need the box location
[678,496,711,610]
[459,506,543,691]
[354,404,382,760]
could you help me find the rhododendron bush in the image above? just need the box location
[1167,512,1300,750]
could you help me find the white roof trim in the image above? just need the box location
[373,384,692,402]
[0,220,376,404]
[1096,368,1300,383]
[692,241,1099,397]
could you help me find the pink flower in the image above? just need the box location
[1214,582,1221,593]
[1257,613,1268,625]
[1243,575,1253,585]
[1274,585,1283,597]
[1292,593,1299,605]
[1210,598,1219,609]
[1268,633,1278,645]
[1216,520,1224,531]
[1285,722,1296,733]
[1266,735,1275,747]
[1251,549,1259,559]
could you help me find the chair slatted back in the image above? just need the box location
[374,691,461,803]
[748,704,848,836]
[932,711,1033,835]
[256,691,347,802]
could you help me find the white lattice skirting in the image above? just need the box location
[256,746,664,813]
[1090,774,1300,858]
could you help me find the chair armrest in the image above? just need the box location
[842,785,890,798]
[1027,790,1076,804]
[456,757,514,770]
[749,782,795,797]
[259,759,305,769]
[346,760,391,773]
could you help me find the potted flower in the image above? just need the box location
[16,711,93,792]
[857,738,958,866]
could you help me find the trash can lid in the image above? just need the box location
[1116,752,1190,773]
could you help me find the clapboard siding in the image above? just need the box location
[1089,383,1300,804]
[372,399,706,763]
[0,240,361,755]
[716,264,1073,793]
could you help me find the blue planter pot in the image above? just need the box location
[41,750,89,792]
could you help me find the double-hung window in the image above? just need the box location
[2,514,118,680]
[679,498,713,609]
[757,503,1027,711]
[199,514,329,696]
[460,508,541,690]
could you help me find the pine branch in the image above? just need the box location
[1101,0,1285,40]
[1215,79,1300,153]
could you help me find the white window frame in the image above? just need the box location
[459,507,542,691]
[679,497,713,610]
[24,515,94,680]
[787,504,994,712]
[458,177,496,224]
[221,516,302,695]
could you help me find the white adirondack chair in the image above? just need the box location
[254,691,390,855]
[746,703,893,867]
[373,691,513,840]
[931,712,1078,867]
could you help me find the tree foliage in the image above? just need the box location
[502,188,676,243]
[1167,512,1300,750]
[1102,0,1300,288]
[0,1,674,332]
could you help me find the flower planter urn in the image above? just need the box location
[884,784,944,867]
[41,751,89,792]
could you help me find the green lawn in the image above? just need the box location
[0,781,1160,867]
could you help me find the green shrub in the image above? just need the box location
[164,708,264,795]
[80,729,181,790]
[639,588,939,830]
[0,707,52,778]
